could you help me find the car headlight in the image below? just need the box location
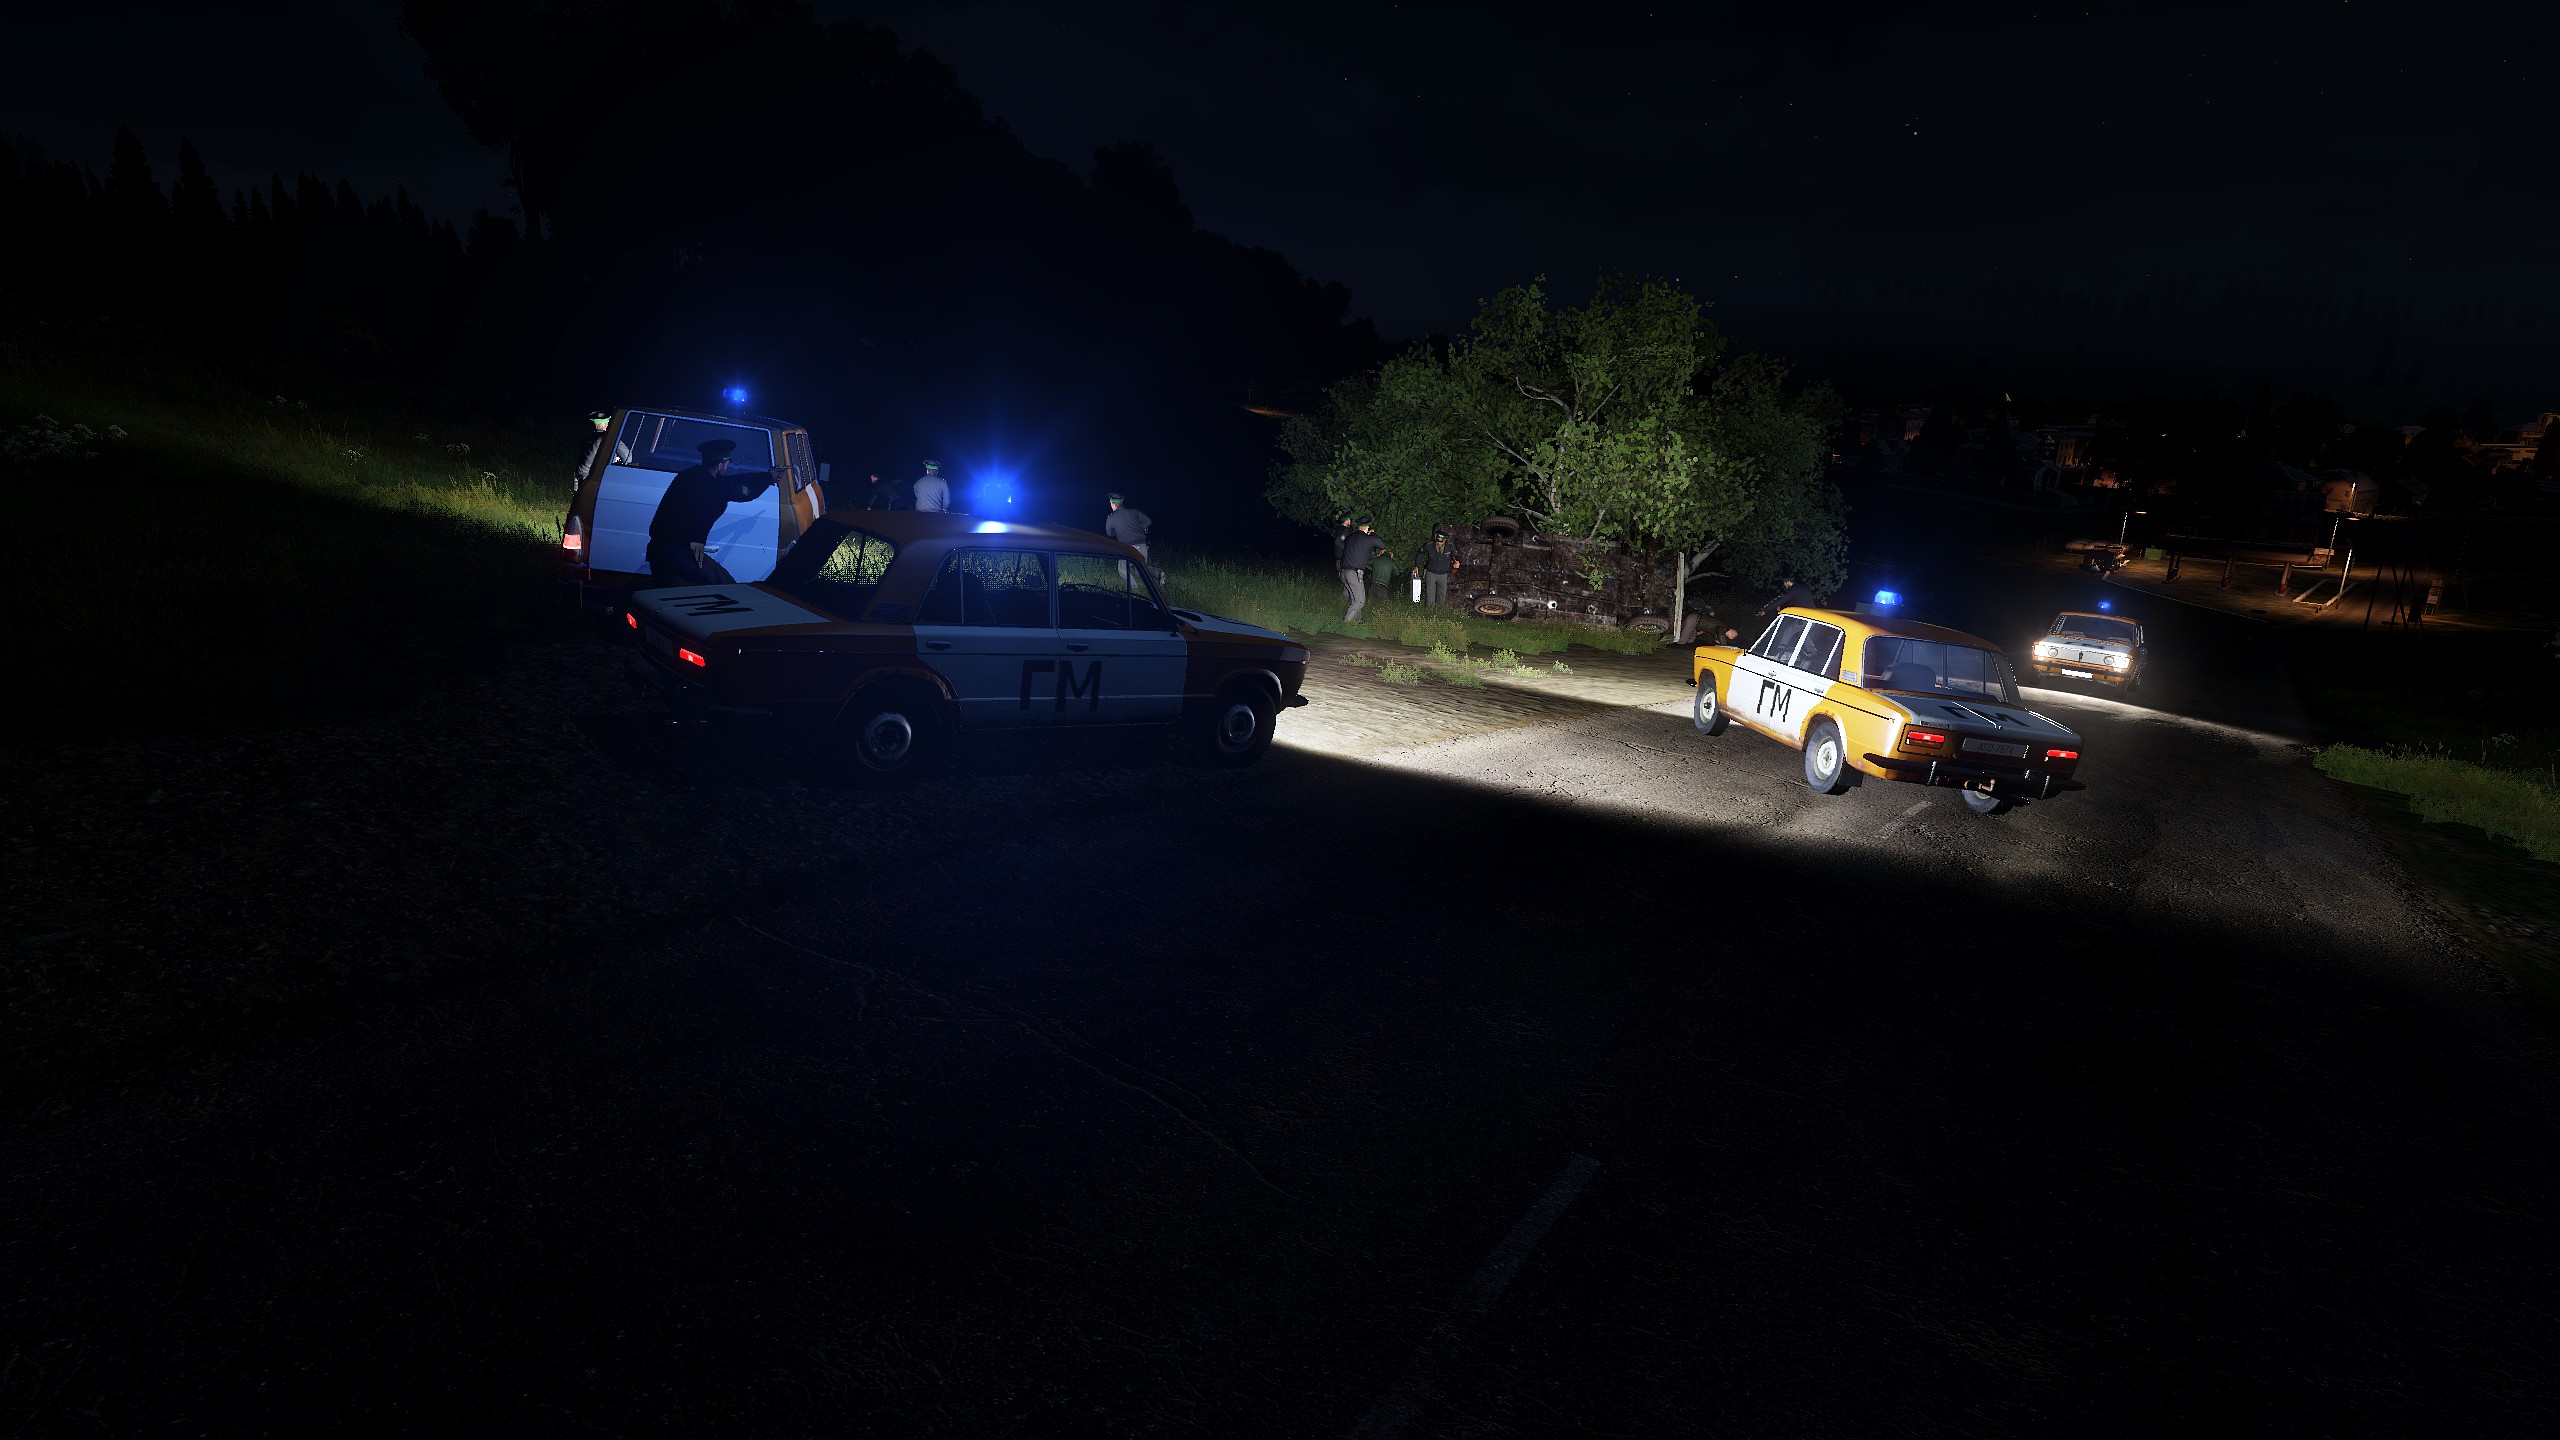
[2109,652,2131,668]
[2034,642,2058,658]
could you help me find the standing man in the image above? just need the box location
[645,437,776,584]
[572,410,630,494]
[911,460,951,513]
[866,469,912,511]
[1332,514,1355,573]
[1752,578,1799,620]
[1104,492,1153,577]
[1338,517,1391,623]
[1411,525,1462,607]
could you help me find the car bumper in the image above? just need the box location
[1863,753,2086,799]
[624,650,773,720]
[2031,660,2133,684]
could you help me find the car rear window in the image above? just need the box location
[773,525,897,620]
[1865,637,2021,703]
[917,549,1053,628]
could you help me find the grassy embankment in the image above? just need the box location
[1156,553,1659,657]
[7,364,573,742]
[2291,626,2560,1000]
[2292,627,2560,863]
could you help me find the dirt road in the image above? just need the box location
[7,565,2558,1437]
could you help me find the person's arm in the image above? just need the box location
[725,471,777,503]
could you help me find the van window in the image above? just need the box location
[612,412,774,473]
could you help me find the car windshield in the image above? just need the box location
[2052,614,2136,645]
[613,412,774,473]
[1864,636,2022,703]
[769,519,898,619]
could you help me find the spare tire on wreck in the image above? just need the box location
[1478,516,1523,541]
[1470,594,1517,619]
[1627,614,1671,635]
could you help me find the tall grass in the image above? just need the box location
[2315,744,2560,863]
[1156,552,1659,655]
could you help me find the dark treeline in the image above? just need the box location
[0,126,551,396]
[2,0,1390,542]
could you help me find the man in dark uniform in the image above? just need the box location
[1332,515,1355,572]
[1104,492,1153,579]
[1411,525,1462,607]
[571,410,630,495]
[1338,518,1391,623]
[645,437,776,584]
[866,470,913,511]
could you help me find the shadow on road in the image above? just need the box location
[4,717,2554,1438]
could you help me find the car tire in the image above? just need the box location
[1960,787,2013,816]
[837,684,935,785]
[1470,595,1516,619]
[1691,675,1727,736]
[1193,683,1277,767]
[1803,718,1850,794]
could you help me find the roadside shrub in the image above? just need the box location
[2315,744,2560,863]
[1444,668,1484,688]
[1377,662,1424,685]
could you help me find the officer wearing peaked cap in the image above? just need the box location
[646,436,776,585]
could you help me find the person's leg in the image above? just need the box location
[1425,573,1448,606]
[1341,568,1365,622]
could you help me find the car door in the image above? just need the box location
[588,412,784,581]
[1768,620,1847,743]
[1052,552,1186,723]
[909,548,1058,729]
[1729,614,1809,737]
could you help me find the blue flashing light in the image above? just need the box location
[722,385,748,406]
[2098,598,2112,610]
[970,520,1012,534]
[1873,589,1901,606]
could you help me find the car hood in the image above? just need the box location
[1175,609,1291,644]
[628,584,834,640]
[1884,692,2083,744]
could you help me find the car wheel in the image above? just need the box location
[1960,787,2013,816]
[1802,718,1850,795]
[838,685,934,784]
[1193,684,1277,767]
[1691,675,1727,736]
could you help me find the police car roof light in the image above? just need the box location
[1873,589,1900,606]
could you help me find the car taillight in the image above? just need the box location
[678,647,708,668]
[1905,730,1947,746]
[561,515,584,553]
[2045,748,2079,761]
[624,611,638,630]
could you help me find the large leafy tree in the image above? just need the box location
[1270,276,1844,632]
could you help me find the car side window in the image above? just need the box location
[1755,615,1809,664]
[1055,553,1178,631]
[917,549,1052,628]
[1793,622,1845,679]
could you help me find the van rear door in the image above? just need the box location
[590,413,784,582]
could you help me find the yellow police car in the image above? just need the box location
[1690,607,2086,815]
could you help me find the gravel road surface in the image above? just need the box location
[5,556,2556,1437]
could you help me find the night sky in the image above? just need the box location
[10,1,2554,410]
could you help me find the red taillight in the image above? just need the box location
[2044,748,2079,761]
[677,647,708,668]
[1905,730,1947,746]
[624,611,638,630]
[561,516,584,552]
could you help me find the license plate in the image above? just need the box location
[1961,737,2029,758]
[2061,668,2093,679]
